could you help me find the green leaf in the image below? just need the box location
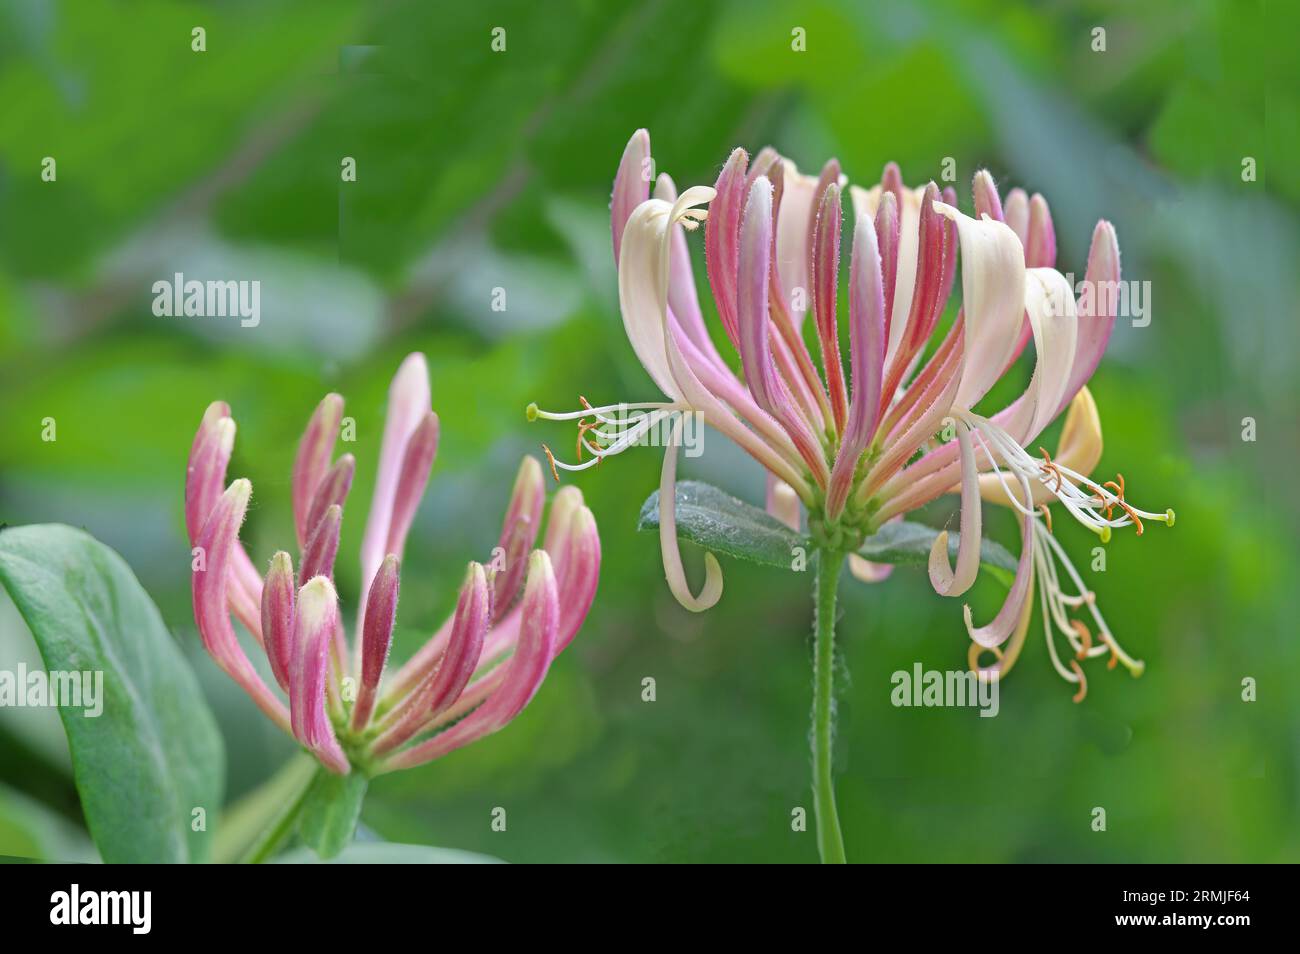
[297,769,368,860]
[0,524,223,863]
[0,781,98,863]
[637,480,807,569]
[274,842,503,864]
[857,520,1018,585]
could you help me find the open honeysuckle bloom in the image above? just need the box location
[531,128,1172,699]
[187,354,600,775]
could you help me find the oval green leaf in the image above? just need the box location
[637,480,807,569]
[0,524,223,863]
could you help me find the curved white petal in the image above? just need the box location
[1021,267,1079,439]
[933,202,1026,411]
[928,418,982,597]
[616,188,716,402]
[774,159,818,327]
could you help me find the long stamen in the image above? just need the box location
[961,412,1174,541]
[531,399,685,480]
[527,400,668,422]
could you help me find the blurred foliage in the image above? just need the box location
[0,0,1296,862]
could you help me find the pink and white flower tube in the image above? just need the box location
[530,129,1173,699]
[186,354,600,774]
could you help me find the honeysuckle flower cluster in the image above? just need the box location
[532,128,1173,700]
[187,353,600,775]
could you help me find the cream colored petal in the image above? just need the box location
[774,159,818,326]
[933,202,1026,411]
[616,187,715,402]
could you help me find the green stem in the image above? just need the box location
[812,548,847,864]
[222,754,320,864]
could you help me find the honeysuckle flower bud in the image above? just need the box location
[417,563,489,717]
[192,480,289,732]
[491,456,545,619]
[530,129,1174,700]
[371,562,489,755]
[304,454,355,545]
[385,412,440,559]
[291,576,348,774]
[300,504,342,583]
[1026,194,1056,268]
[261,551,295,692]
[381,551,559,772]
[972,169,1004,221]
[187,355,601,777]
[292,394,344,548]
[548,499,601,653]
[186,402,262,639]
[359,353,431,617]
[351,554,399,731]
[1003,187,1030,242]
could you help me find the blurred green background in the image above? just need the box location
[1,0,1296,862]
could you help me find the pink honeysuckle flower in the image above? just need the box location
[530,130,1173,697]
[187,354,601,775]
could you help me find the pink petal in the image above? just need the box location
[963,508,1035,648]
[1058,220,1119,417]
[972,170,1004,222]
[810,181,848,433]
[1004,188,1029,242]
[737,177,828,485]
[185,401,234,545]
[299,504,342,584]
[359,353,430,618]
[549,502,601,655]
[291,394,343,549]
[351,554,400,730]
[303,453,355,547]
[290,576,349,774]
[880,183,950,409]
[384,411,440,558]
[1025,194,1056,268]
[491,456,545,619]
[422,562,489,716]
[704,147,749,346]
[260,551,295,692]
[369,562,489,756]
[826,212,886,520]
[383,551,558,770]
[611,128,651,264]
[191,480,290,733]
[185,402,262,637]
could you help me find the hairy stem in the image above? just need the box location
[812,548,847,863]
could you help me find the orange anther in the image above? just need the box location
[1100,473,1142,533]
[1116,499,1144,535]
[1070,619,1093,659]
[541,444,560,483]
[1039,504,1053,534]
[576,418,599,462]
[1069,659,1088,703]
[1037,446,1063,493]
